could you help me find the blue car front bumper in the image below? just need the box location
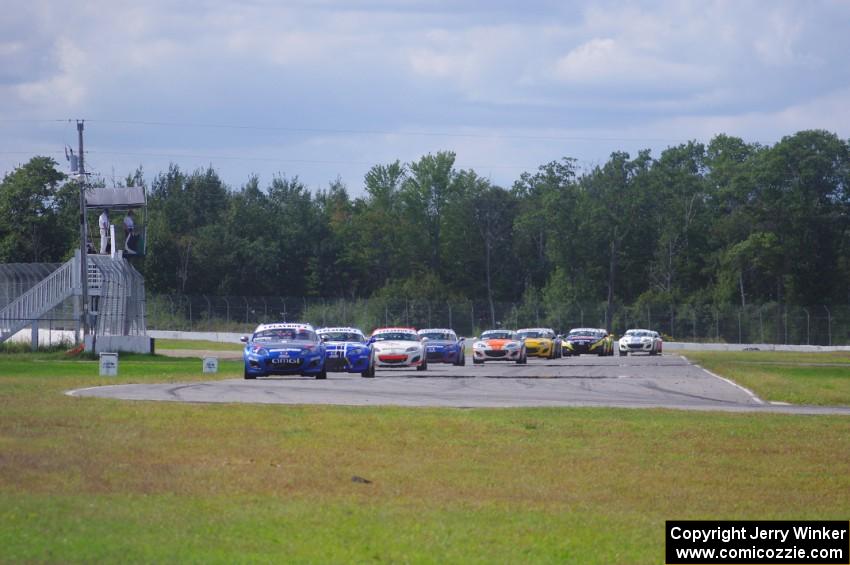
[323,344,371,373]
[425,345,461,363]
[244,352,325,376]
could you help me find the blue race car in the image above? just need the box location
[316,326,375,378]
[241,323,327,379]
[417,328,466,366]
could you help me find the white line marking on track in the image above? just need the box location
[65,385,111,397]
[684,356,766,405]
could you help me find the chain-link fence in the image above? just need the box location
[5,261,845,345]
[0,263,63,309]
[146,294,850,345]
[0,263,78,345]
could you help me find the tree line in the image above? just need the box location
[1,129,849,329]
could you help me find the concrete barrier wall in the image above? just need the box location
[148,330,246,343]
[6,329,77,346]
[85,335,153,354]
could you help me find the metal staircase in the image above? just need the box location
[0,257,78,343]
[1,252,147,347]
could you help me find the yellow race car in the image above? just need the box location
[516,328,561,359]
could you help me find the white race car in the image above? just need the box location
[472,329,527,364]
[370,327,428,370]
[618,329,662,356]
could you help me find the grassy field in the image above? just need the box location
[683,350,850,406]
[0,351,848,563]
[155,338,243,352]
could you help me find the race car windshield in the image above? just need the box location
[254,329,316,342]
[372,332,418,341]
[420,332,454,341]
[481,331,513,340]
[320,332,365,343]
[518,331,543,338]
[627,330,652,337]
[568,330,600,338]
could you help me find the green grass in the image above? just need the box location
[154,338,243,352]
[684,350,850,406]
[0,352,848,563]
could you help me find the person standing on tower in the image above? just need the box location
[98,208,110,254]
[123,210,136,254]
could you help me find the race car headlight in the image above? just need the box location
[504,342,519,349]
[252,346,269,356]
[473,342,487,349]
[348,346,365,354]
[405,346,419,352]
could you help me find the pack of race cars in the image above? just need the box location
[240,323,662,379]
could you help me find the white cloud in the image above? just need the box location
[15,37,87,109]
[552,37,709,87]
[2,0,850,192]
[638,86,850,146]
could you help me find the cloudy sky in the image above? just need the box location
[2,0,849,194]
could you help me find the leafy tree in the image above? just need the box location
[145,165,229,293]
[265,175,321,297]
[401,151,458,275]
[705,135,762,306]
[348,161,410,294]
[513,159,580,323]
[7,130,850,319]
[577,151,653,329]
[645,142,709,303]
[0,157,73,263]
[455,172,517,325]
[309,178,358,297]
[756,130,850,305]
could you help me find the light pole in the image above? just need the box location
[77,120,89,344]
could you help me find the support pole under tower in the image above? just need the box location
[78,120,90,342]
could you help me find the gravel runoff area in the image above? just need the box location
[68,354,850,415]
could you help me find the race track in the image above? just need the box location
[68,354,850,415]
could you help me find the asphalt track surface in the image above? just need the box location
[69,354,850,415]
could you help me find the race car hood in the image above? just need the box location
[372,340,420,350]
[248,339,317,352]
[423,339,457,347]
[478,338,516,349]
[523,337,552,345]
[567,335,598,341]
[324,340,368,346]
